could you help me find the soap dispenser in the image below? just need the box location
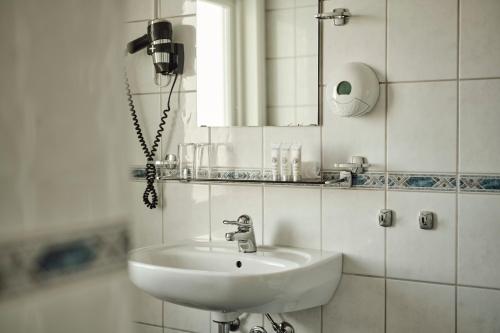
[327,62,379,117]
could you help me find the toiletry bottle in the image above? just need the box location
[291,144,302,182]
[280,144,291,181]
[271,143,281,181]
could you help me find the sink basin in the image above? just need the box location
[128,241,342,315]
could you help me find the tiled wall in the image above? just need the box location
[0,0,132,332]
[266,0,318,125]
[126,0,500,332]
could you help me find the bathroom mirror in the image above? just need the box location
[196,0,319,127]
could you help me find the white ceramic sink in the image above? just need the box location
[128,241,342,315]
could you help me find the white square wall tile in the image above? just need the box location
[211,184,263,244]
[210,127,263,169]
[130,182,164,248]
[322,0,386,83]
[170,15,196,91]
[295,6,318,57]
[296,106,318,126]
[162,183,210,245]
[387,81,457,173]
[322,189,385,276]
[164,329,192,333]
[459,79,500,174]
[25,273,131,333]
[457,287,500,333]
[0,298,29,333]
[296,0,317,6]
[387,191,456,283]
[460,0,500,78]
[133,323,163,333]
[125,0,154,22]
[323,85,386,171]
[323,275,385,333]
[386,280,455,333]
[267,58,296,107]
[265,307,321,333]
[263,186,321,249]
[266,9,295,58]
[387,0,457,81]
[458,194,500,289]
[266,0,294,10]
[130,282,163,327]
[161,92,209,157]
[164,302,210,333]
[267,106,297,126]
[263,127,321,178]
[296,56,318,106]
[125,93,161,165]
[160,0,196,17]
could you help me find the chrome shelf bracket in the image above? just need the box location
[315,8,351,26]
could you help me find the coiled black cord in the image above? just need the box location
[125,72,178,209]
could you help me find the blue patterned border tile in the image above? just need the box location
[460,175,500,193]
[388,173,457,192]
[352,173,386,188]
[131,166,146,179]
[322,171,386,189]
[0,222,129,300]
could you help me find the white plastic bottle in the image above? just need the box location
[280,144,291,182]
[291,144,302,182]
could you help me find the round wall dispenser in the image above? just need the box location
[327,62,379,117]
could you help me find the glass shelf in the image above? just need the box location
[130,166,354,187]
[159,177,326,185]
[130,167,386,189]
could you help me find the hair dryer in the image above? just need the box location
[125,18,184,209]
[127,19,184,75]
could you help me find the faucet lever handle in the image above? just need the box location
[223,214,252,228]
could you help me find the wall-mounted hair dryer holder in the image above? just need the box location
[127,18,184,76]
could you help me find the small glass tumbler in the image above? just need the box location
[178,143,196,180]
[195,144,212,179]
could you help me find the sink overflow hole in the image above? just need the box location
[236,261,242,268]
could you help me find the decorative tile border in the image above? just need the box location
[131,166,500,194]
[322,171,386,189]
[131,166,263,181]
[387,173,457,192]
[209,168,263,181]
[261,168,322,182]
[460,175,500,193]
[131,167,146,179]
[0,222,129,300]
[353,173,386,188]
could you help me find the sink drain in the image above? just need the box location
[236,261,242,268]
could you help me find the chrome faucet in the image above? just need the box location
[223,215,257,253]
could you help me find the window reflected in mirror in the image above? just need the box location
[197,0,319,127]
